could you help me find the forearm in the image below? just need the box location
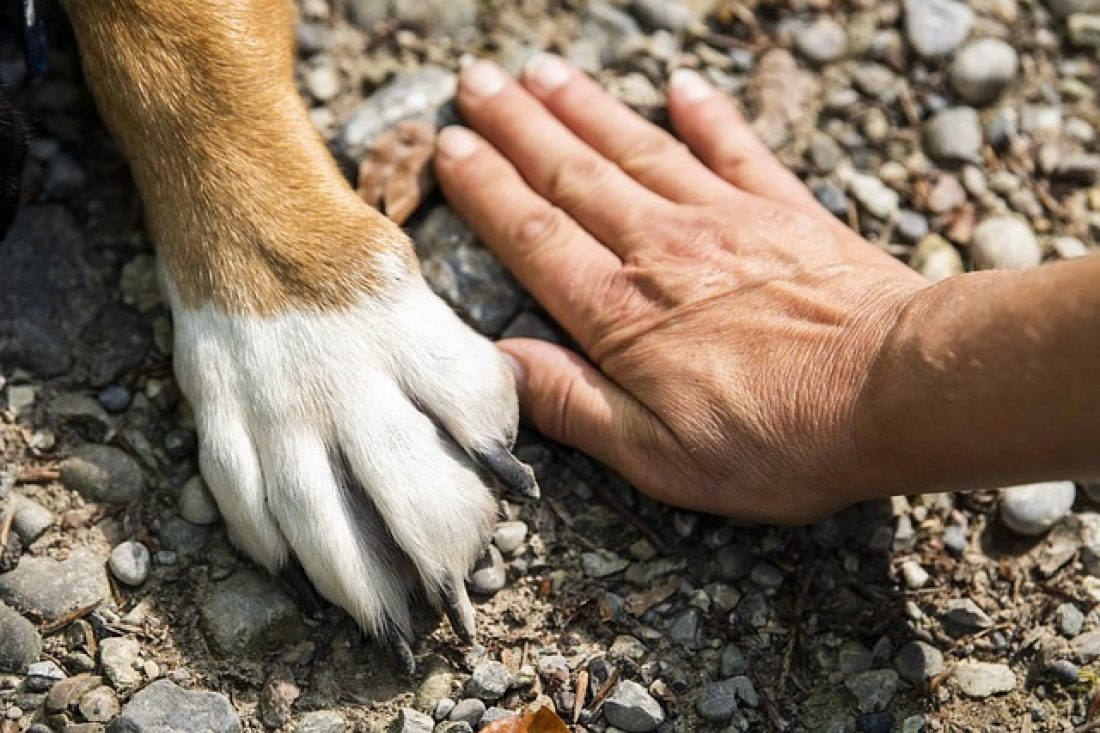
[857,255,1100,499]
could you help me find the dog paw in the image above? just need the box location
[166,268,536,671]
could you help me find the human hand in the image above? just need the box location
[433,55,933,524]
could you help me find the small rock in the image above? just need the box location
[858,712,894,733]
[943,525,968,554]
[582,550,630,578]
[492,521,528,554]
[813,181,849,217]
[305,64,339,102]
[157,515,209,557]
[904,0,974,59]
[796,18,848,64]
[100,637,141,691]
[1047,0,1100,17]
[949,39,1019,105]
[25,660,66,691]
[1055,603,1085,638]
[668,607,701,648]
[12,498,53,544]
[468,545,506,595]
[1056,153,1100,184]
[414,661,453,710]
[0,604,40,673]
[46,674,102,714]
[48,393,110,441]
[628,0,696,32]
[896,210,929,242]
[943,598,994,629]
[434,700,456,721]
[436,723,474,733]
[926,175,967,214]
[60,444,143,504]
[341,67,457,157]
[109,679,240,732]
[900,561,930,590]
[844,670,898,714]
[1000,481,1076,534]
[1072,628,1100,661]
[951,661,1017,698]
[1068,13,1100,48]
[846,173,899,220]
[894,641,945,683]
[971,218,1042,271]
[910,235,964,282]
[200,570,303,656]
[720,645,749,677]
[481,708,517,725]
[294,711,347,733]
[924,107,983,163]
[466,661,511,701]
[394,707,433,733]
[0,551,110,621]
[1050,659,1079,684]
[260,674,300,729]
[109,541,151,586]
[178,477,220,526]
[837,642,873,675]
[605,680,665,732]
[695,677,757,723]
[1050,236,1091,260]
[78,686,119,723]
[97,386,131,413]
[448,698,485,725]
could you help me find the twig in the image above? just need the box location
[0,507,13,548]
[17,467,59,484]
[40,601,101,634]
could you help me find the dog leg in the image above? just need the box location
[60,0,536,668]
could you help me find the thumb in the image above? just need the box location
[496,338,652,474]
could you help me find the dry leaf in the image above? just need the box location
[480,706,570,733]
[356,119,436,225]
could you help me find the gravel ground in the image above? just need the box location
[1,0,1099,731]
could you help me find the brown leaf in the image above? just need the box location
[480,706,570,733]
[356,120,437,225]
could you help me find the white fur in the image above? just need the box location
[162,271,517,639]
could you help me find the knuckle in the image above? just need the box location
[546,153,610,208]
[619,135,685,178]
[511,205,569,252]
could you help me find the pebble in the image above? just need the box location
[12,498,53,544]
[200,570,302,656]
[437,723,474,733]
[481,708,516,725]
[923,107,984,163]
[1000,481,1076,534]
[157,515,209,557]
[1055,603,1085,637]
[345,0,477,35]
[949,39,1019,105]
[582,550,630,578]
[109,540,152,586]
[100,637,141,691]
[294,711,346,733]
[926,175,967,214]
[900,561,930,590]
[1047,0,1100,16]
[628,0,695,32]
[78,685,119,722]
[943,525,968,554]
[1051,236,1091,260]
[59,444,143,504]
[1068,14,1100,48]
[395,706,434,733]
[1072,628,1100,661]
[0,603,39,674]
[605,680,665,732]
[904,0,974,59]
[179,476,221,525]
[1050,659,1080,684]
[97,386,131,413]
[813,181,849,217]
[582,1,644,65]
[971,217,1043,271]
[668,607,701,648]
[896,210,929,242]
[448,698,485,725]
[859,712,893,733]
[25,660,65,692]
[846,173,900,220]
[305,64,339,102]
[0,550,110,621]
[845,670,898,714]
[951,661,1017,698]
[1057,152,1100,184]
[695,677,757,723]
[48,393,110,441]
[943,598,994,629]
[838,642,872,674]
[340,66,457,157]
[796,18,848,64]
[894,641,945,683]
[466,661,511,701]
[468,545,507,595]
[112,679,240,732]
[492,521,528,554]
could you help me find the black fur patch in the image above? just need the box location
[0,90,26,239]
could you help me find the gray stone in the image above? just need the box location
[605,680,665,732]
[415,207,524,337]
[394,707,433,733]
[629,0,696,32]
[1055,603,1085,638]
[109,541,151,587]
[346,0,477,35]
[1046,0,1100,16]
[910,235,964,282]
[943,525,968,554]
[97,387,131,413]
[26,660,66,691]
[1072,628,1100,661]
[951,661,1016,698]
[437,723,474,733]
[60,444,143,504]
[118,255,162,314]
[305,64,339,102]
[582,550,630,578]
[108,679,240,733]
[481,708,517,725]
[466,661,511,701]
[668,607,701,648]
[1068,13,1100,48]
[537,655,569,680]
[1056,153,1100,184]
[1050,659,1080,684]
[341,67,457,157]
[904,0,974,59]
[79,685,119,722]
[894,641,945,683]
[178,477,220,526]
[100,637,141,691]
[837,642,873,675]
[492,521,527,555]
[200,570,303,656]
[900,560,930,590]
[434,699,456,721]
[720,645,749,677]
[0,602,40,673]
[1000,481,1075,534]
[12,498,53,544]
[924,107,984,163]
[896,210,929,243]
[949,39,1019,105]
[971,217,1042,271]
[157,515,209,557]
[48,393,110,441]
[468,545,506,595]
[695,677,755,723]
[844,669,898,714]
[846,173,899,220]
[447,698,485,725]
[582,2,644,65]
[0,550,110,621]
[796,17,848,64]
[943,598,994,629]
[813,181,849,217]
[714,544,756,582]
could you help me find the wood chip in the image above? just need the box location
[480,706,570,733]
[356,120,437,225]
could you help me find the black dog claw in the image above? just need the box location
[475,445,540,500]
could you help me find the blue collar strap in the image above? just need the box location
[22,0,48,76]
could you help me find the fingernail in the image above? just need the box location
[501,353,525,391]
[524,53,571,94]
[669,68,715,104]
[462,60,508,98]
[436,126,479,161]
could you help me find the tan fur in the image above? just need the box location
[61,0,415,314]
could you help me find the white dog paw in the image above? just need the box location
[165,271,536,672]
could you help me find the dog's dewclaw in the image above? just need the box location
[476,446,540,500]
